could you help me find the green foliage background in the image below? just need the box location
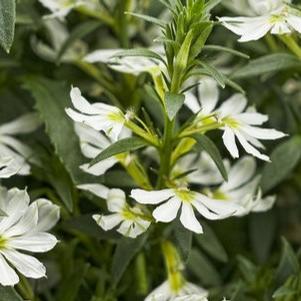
[1,0,301,300]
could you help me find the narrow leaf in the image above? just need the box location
[203,45,250,59]
[125,12,167,27]
[90,137,148,166]
[0,0,15,53]
[165,92,185,120]
[192,134,228,181]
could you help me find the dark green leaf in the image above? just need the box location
[23,76,95,184]
[261,136,301,193]
[192,134,228,181]
[195,222,228,263]
[0,287,23,301]
[90,137,148,166]
[203,45,250,59]
[231,53,301,79]
[198,61,226,88]
[0,0,15,53]
[205,0,222,12]
[187,249,221,286]
[111,234,148,286]
[125,12,167,27]
[165,92,185,120]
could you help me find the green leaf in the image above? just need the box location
[0,287,23,301]
[231,53,301,79]
[192,134,228,181]
[111,234,148,286]
[261,136,301,193]
[172,220,192,262]
[57,261,89,301]
[57,20,100,63]
[0,0,15,53]
[203,45,250,59]
[195,222,228,263]
[165,92,185,120]
[187,249,221,286]
[90,137,148,166]
[205,0,222,12]
[125,12,167,27]
[23,76,95,185]
[112,48,165,64]
[276,238,300,285]
[198,61,226,88]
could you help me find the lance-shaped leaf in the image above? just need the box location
[90,137,148,166]
[0,0,15,53]
[203,45,250,59]
[0,286,23,301]
[125,12,167,27]
[112,48,166,64]
[198,61,226,88]
[165,92,185,120]
[231,53,301,79]
[192,134,228,181]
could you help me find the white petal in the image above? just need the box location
[218,94,247,117]
[0,254,19,286]
[4,202,38,237]
[70,87,98,115]
[236,112,268,125]
[271,21,291,34]
[107,189,126,213]
[93,213,123,231]
[152,197,181,222]
[180,203,203,234]
[198,77,219,115]
[287,15,301,34]
[0,113,41,135]
[8,232,58,253]
[80,157,118,176]
[184,92,201,114]
[77,183,110,199]
[252,195,276,212]
[117,219,150,238]
[234,130,270,161]
[2,249,46,279]
[84,49,121,63]
[35,199,60,232]
[130,189,174,205]
[239,19,272,42]
[241,125,286,140]
[220,156,256,191]
[222,127,239,158]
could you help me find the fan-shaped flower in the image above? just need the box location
[219,0,301,42]
[74,123,131,176]
[66,87,126,142]
[185,77,286,161]
[0,113,41,175]
[145,280,208,301]
[203,156,276,216]
[0,187,60,286]
[78,184,151,238]
[131,187,240,234]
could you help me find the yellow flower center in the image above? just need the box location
[223,117,240,129]
[107,111,125,123]
[174,189,195,203]
[0,236,7,249]
[121,207,137,221]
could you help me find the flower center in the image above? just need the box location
[121,207,137,221]
[0,236,7,249]
[174,189,195,203]
[108,111,125,124]
[223,117,240,129]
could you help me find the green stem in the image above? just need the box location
[157,117,174,188]
[279,34,301,59]
[135,253,149,296]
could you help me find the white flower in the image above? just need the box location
[0,157,19,179]
[219,1,301,42]
[84,46,165,76]
[66,87,126,142]
[145,280,208,301]
[185,77,286,161]
[74,123,131,176]
[0,187,60,286]
[38,0,99,19]
[78,184,151,238]
[131,187,240,234]
[0,113,41,175]
[203,156,276,216]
